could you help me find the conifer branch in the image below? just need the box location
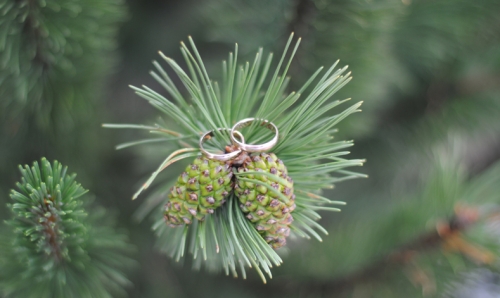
[0,158,135,298]
[0,0,125,127]
[110,34,364,282]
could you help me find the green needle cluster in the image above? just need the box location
[108,33,365,282]
[0,158,135,298]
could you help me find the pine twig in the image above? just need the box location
[112,34,364,281]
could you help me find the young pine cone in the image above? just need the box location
[235,152,296,249]
[164,156,233,226]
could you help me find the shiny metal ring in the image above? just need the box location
[230,118,278,152]
[199,128,244,161]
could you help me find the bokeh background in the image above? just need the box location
[2,0,500,297]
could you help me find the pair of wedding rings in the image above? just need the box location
[199,118,278,161]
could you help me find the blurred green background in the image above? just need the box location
[2,0,500,297]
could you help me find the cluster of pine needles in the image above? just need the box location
[105,33,365,282]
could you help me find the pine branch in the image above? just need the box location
[0,0,126,215]
[109,34,364,282]
[0,0,126,129]
[0,158,135,298]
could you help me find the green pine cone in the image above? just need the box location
[235,152,296,249]
[164,156,233,226]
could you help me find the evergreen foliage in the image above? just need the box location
[0,158,135,298]
[197,0,500,137]
[107,34,365,282]
[0,0,126,209]
[1,0,499,296]
[0,0,125,129]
